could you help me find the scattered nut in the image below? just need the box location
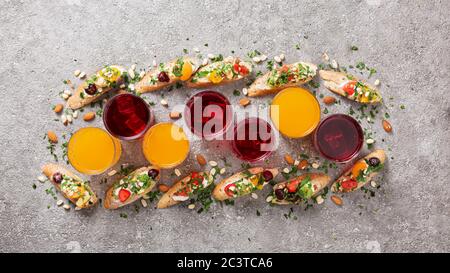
[57,200,64,206]
[72,111,78,119]
[252,56,261,63]
[260,55,267,61]
[239,98,251,107]
[374,79,381,86]
[169,111,181,119]
[152,60,157,67]
[251,193,258,199]
[107,170,117,176]
[283,167,290,174]
[78,72,86,79]
[331,195,343,206]
[61,93,69,100]
[188,204,196,210]
[274,56,282,63]
[196,154,207,166]
[323,96,336,105]
[298,159,309,170]
[128,84,135,91]
[38,175,47,183]
[193,47,200,53]
[63,204,71,210]
[315,195,324,205]
[66,114,73,124]
[141,199,148,208]
[220,168,226,175]
[242,88,248,96]
[331,60,338,69]
[74,70,81,77]
[83,112,96,121]
[61,115,68,126]
[210,168,217,176]
[174,168,181,177]
[382,119,392,133]
[160,99,168,107]
[370,181,378,188]
[284,154,295,165]
[158,184,170,193]
[312,162,320,169]
[208,160,218,167]
[266,196,273,203]
[53,104,63,113]
[366,138,375,144]
[207,53,215,59]
[63,89,72,96]
[47,131,58,143]
[279,53,285,61]
[322,52,330,61]
[128,68,136,79]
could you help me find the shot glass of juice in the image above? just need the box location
[68,127,122,175]
[142,122,190,168]
[270,87,320,138]
[184,90,233,140]
[103,93,154,141]
[313,114,364,163]
[231,117,275,162]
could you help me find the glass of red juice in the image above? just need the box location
[103,93,154,141]
[313,114,363,163]
[184,90,232,140]
[231,117,275,162]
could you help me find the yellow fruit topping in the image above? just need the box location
[99,66,121,83]
[180,61,193,81]
[351,161,368,179]
[70,186,85,199]
[208,70,223,84]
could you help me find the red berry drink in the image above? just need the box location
[313,114,363,163]
[103,94,154,141]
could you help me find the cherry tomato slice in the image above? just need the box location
[233,63,240,73]
[286,179,300,193]
[118,189,131,203]
[224,183,236,197]
[341,179,358,191]
[342,81,357,96]
[238,65,249,75]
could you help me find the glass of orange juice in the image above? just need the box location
[270,87,320,138]
[142,122,190,168]
[68,127,122,175]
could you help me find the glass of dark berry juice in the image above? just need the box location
[231,117,275,162]
[184,90,232,140]
[313,114,363,163]
[103,93,154,141]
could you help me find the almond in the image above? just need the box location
[196,154,207,166]
[284,154,294,165]
[331,195,343,206]
[158,184,170,193]
[298,159,309,170]
[382,119,392,133]
[53,104,63,114]
[239,98,251,107]
[47,131,58,143]
[83,112,96,121]
[169,111,181,119]
[323,96,336,105]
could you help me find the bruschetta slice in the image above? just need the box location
[67,65,126,110]
[157,171,213,209]
[247,62,317,97]
[212,167,278,201]
[135,57,202,94]
[331,149,386,193]
[319,70,382,104]
[269,173,330,205]
[185,57,252,88]
[41,164,98,209]
[104,166,160,209]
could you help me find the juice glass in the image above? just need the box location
[68,127,122,175]
[184,90,232,140]
[103,93,154,141]
[142,122,190,168]
[231,117,275,162]
[270,87,320,138]
[313,114,364,163]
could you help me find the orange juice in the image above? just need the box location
[68,127,122,175]
[142,123,190,168]
[270,87,320,138]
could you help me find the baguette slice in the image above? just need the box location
[319,70,382,103]
[247,62,317,97]
[157,171,213,209]
[212,167,279,201]
[104,166,160,209]
[270,173,330,205]
[332,149,386,193]
[67,65,125,110]
[41,164,98,209]
[185,57,252,88]
[135,57,202,94]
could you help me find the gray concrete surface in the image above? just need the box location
[0,0,449,253]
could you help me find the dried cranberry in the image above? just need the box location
[275,189,285,200]
[157,71,170,82]
[262,170,273,181]
[368,157,380,167]
[148,169,159,179]
[52,172,63,183]
[84,83,98,95]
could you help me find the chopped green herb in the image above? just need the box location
[233,89,241,96]
[351,45,359,51]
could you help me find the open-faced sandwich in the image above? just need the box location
[157,171,213,209]
[135,57,202,93]
[332,149,386,193]
[319,70,382,103]
[247,62,317,97]
[212,167,278,201]
[104,166,160,209]
[268,173,330,205]
[186,57,252,88]
[68,65,126,109]
[41,164,98,209]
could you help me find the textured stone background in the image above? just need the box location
[0,0,449,253]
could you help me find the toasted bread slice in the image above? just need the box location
[67,65,125,110]
[185,57,252,88]
[212,167,278,201]
[247,62,317,97]
[41,164,98,209]
[135,57,202,94]
[157,171,212,209]
[319,70,382,103]
[332,149,386,193]
[270,173,330,205]
[104,166,160,209]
